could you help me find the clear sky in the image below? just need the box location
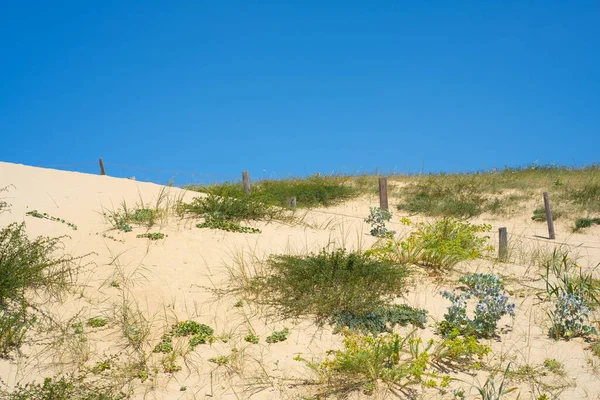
[1,1,599,185]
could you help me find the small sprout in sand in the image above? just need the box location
[87,317,108,328]
[208,355,230,366]
[244,332,259,344]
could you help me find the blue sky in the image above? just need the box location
[1,1,599,185]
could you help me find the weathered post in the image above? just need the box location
[287,197,297,208]
[543,192,556,240]
[498,227,508,261]
[378,177,388,210]
[242,171,251,194]
[99,158,106,175]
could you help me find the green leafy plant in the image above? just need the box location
[540,251,599,339]
[314,330,451,395]
[208,355,230,365]
[135,232,165,240]
[329,304,428,336]
[266,328,289,343]
[365,207,395,238]
[153,320,214,353]
[244,332,259,344]
[87,317,108,328]
[197,212,261,233]
[372,217,493,269]
[26,210,78,230]
[440,274,515,338]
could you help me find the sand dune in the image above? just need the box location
[1,161,599,399]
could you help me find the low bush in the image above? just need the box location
[247,248,409,324]
[439,274,515,338]
[4,374,128,400]
[368,217,492,270]
[365,207,395,238]
[329,304,428,336]
[540,251,600,339]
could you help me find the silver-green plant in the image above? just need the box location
[365,207,395,238]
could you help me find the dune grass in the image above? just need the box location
[391,164,600,219]
[186,173,359,208]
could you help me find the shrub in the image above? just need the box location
[329,304,428,336]
[365,207,395,238]
[541,251,600,339]
[247,248,409,324]
[400,217,493,269]
[440,274,515,338]
[0,223,79,355]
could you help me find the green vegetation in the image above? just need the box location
[541,251,599,339]
[3,374,128,400]
[573,217,600,232]
[312,329,491,396]
[196,212,261,233]
[135,232,166,240]
[153,320,214,353]
[26,210,78,230]
[187,173,358,208]
[265,328,290,343]
[393,164,600,219]
[329,304,428,336]
[208,355,230,365]
[87,317,108,328]
[440,274,515,338]
[367,217,493,270]
[242,248,409,325]
[364,207,394,238]
[0,222,80,356]
[102,188,171,232]
[244,332,259,344]
[532,207,562,222]
[179,193,286,222]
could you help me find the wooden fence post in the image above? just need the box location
[543,192,556,240]
[287,197,297,208]
[378,177,388,210]
[242,171,251,194]
[498,227,508,261]
[99,158,106,175]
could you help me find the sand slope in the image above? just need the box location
[1,162,600,399]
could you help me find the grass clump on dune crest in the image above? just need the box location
[187,173,358,208]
